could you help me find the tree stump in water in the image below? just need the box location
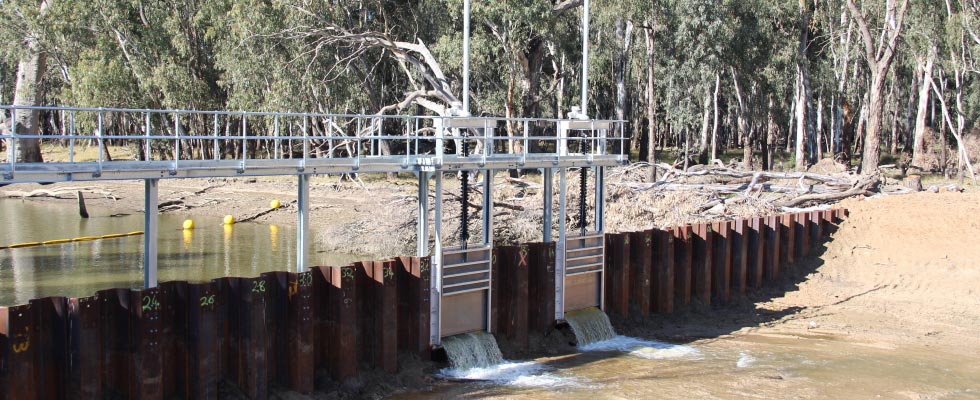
[903,175,923,192]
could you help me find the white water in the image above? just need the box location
[440,331,591,388]
[441,331,505,369]
[440,361,592,388]
[736,352,757,368]
[564,307,617,346]
[578,335,700,360]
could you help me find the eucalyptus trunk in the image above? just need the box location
[12,0,50,163]
[645,27,657,182]
[911,55,934,168]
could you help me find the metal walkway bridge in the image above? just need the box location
[1,105,627,345]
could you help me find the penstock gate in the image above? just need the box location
[1,105,627,347]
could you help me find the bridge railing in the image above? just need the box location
[1,105,627,181]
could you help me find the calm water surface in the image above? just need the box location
[0,198,365,305]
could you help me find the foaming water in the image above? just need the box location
[440,331,591,389]
[578,335,700,359]
[564,307,616,346]
[736,352,757,368]
[440,361,592,388]
[441,331,504,369]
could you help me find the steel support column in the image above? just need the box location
[483,169,494,333]
[595,166,605,234]
[482,170,493,246]
[542,168,553,243]
[417,172,430,257]
[429,172,443,346]
[555,168,567,321]
[143,179,159,288]
[297,174,310,272]
[595,166,606,310]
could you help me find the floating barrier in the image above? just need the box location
[0,210,846,399]
[0,231,144,250]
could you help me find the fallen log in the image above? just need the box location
[776,173,880,208]
[648,163,851,185]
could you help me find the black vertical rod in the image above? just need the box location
[460,140,470,248]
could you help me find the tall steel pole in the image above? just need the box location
[462,0,471,113]
[580,0,590,113]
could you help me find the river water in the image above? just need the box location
[0,198,365,306]
[5,200,980,398]
[400,332,980,399]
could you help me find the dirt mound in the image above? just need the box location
[806,158,849,174]
[755,191,980,350]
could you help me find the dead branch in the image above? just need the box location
[777,173,880,208]
[444,191,525,212]
[239,200,296,223]
[2,187,117,200]
[649,163,850,185]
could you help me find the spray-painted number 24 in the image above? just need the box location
[141,295,160,312]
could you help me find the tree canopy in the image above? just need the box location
[1,0,977,172]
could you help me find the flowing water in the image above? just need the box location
[438,331,590,388]
[441,331,504,369]
[0,198,366,305]
[397,331,980,399]
[564,307,617,346]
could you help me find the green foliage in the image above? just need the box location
[0,0,976,161]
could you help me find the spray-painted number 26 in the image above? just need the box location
[199,294,216,307]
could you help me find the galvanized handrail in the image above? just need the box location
[1,105,627,182]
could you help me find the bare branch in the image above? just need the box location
[552,0,583,14]
[846,0,877,66]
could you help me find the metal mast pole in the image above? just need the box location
[580,0,590,113]
[462,0,471,113]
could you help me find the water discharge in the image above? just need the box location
[440,331,504,370]
[578,335,700,360]
[564,307,616,346]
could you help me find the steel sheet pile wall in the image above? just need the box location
[493,246,530,351]
[601,209,848,318]
[526,242,557,335]
[0,257,431,400]
[0,210,846,399]
[603,234,631,319]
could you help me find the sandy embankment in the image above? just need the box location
[753,191,980,351]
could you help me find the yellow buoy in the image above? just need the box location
[270,199,282,209]
[183,219,195,230]
[223,215,235,225]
